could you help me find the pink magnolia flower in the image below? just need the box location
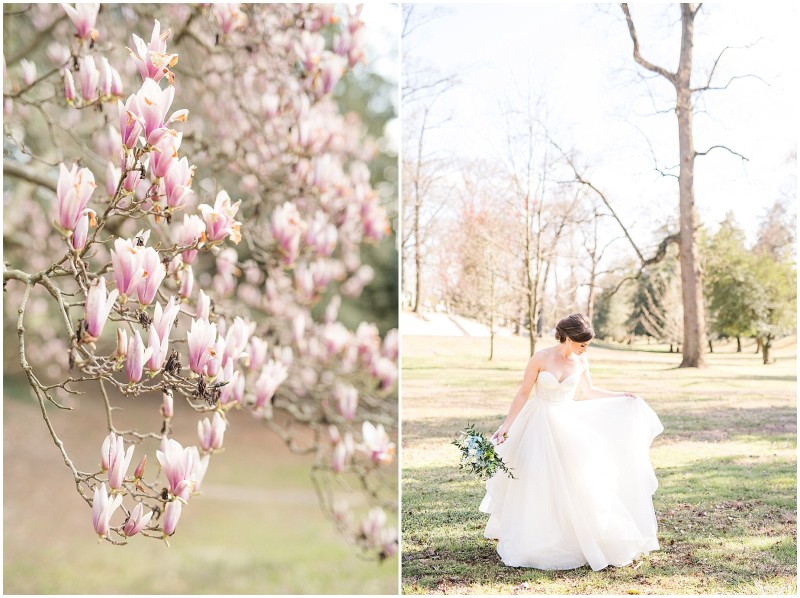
[55,162,96,233]
[162,500,182,536]
[105,160,120,197]
[153,296,180,341]
[100,431,135,490]
[110,236,145,301]
[332,432,354,473]
[118,96,143,150]
[62,2,99,42]
[187,317,218,375]
[146,323,168,373]
[271,202,302,264]
[294,30,325,72]
[217,360,241,406]
[150,133,181,179]
[247,337,269,371]
[161,389,174,419]
[190,449,210,492]
[382,329,399,361]
[373,356,397,390]
[163,156,195,210]
[78,55,99,102]
[115,328,128,361]
[222,316,255,367]
[110,66,123,96]
[135,78,187,146]
[133,454,147,479]
[197,412,226,452]
[91,482,123,540]
[198,190,242,244]
[70,209,93,251]
[84,276,118,339]
[195,289,211,321]
[128,19,179,84]
[20,59,37,86]
[136,247,166,307]
[156,438,197,502]
[178,264,194,299]
[361,421,394,465]
[98,56,113,97]
[334,382,358,421]
[123,502,153,537]
[203,336,226,379]
[306,212,337,257]
[125,330,153,383]
[360,507,387,547]
[316,52,345,96]
[213,3,248,35]
[176,214,205,265]
[254,360,288,407]
[63,69,76,103]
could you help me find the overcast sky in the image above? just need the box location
[403,3,797,251]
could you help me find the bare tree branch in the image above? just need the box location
[3,160,57,192]
[694,145,749,161]
[620,4,677,86]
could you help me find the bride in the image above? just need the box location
[480,313,664,571]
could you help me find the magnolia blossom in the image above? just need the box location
[128,19,178,84]
[360,507,388,548]
[160,389,174,419]
[20,59,36,86]
[152,296,180,341]
[133,454,147,479]
[213,3,248,35]
[162,500,182,536]
[271,201,302,263]
[254,360,289,408]
[55,162,96,233]
[217,360,241,406]
[125,330,153,383]
[63,69,76,103]
[110,236,145,300]
[333,383,358,421]
[203,336,226,379]
[332,432,354,473]
[198,190,242,244]
[176,214,205,265]
[294,30,325,72]
[163,156,195,210]
[62,2,99,42]
[78,55,99,102]
[150,133,181,179]
[222,316,255,367]
[114,328,128,361]
[127,78,186,146]
[70,209,92,251]
[118,95,143,150]
[123,502,153,537]
[84,276,118,339]
[372,356,397,391]
[187,317,218,375]
[247,337,269,371]
[136,247,166,307]
[362,421,394,465]
[178,264,194,299]
[98,56,113,97]
[198,412,226,452]
[100,432,135,490]
[156,438,197,502]
[195,289,211,321]
[146,324,168,373]
[91,482,123,540]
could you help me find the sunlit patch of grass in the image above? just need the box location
[401,334,796,595]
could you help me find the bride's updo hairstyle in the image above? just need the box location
[555,313,594,343]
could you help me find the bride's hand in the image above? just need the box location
[492,423,510,445]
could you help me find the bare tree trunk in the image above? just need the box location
[762,335,773,364]
[736,336,742,352]
[755,336,762,354]
[622,3,707,368]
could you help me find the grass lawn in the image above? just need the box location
[401,334,797,595]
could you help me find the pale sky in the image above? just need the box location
[404,3,798,251]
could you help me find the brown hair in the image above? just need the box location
[555,313,594,343]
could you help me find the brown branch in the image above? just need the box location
[694,145,749,162]
[6,15,67,66]
[3,160,57,192]
[620,4,677,86]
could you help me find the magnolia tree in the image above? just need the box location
[3,3,397,557]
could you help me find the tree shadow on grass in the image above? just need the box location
[402,453,796,594]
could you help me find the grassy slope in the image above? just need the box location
[401,335,797,595]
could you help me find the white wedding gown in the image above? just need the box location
[480,370,664,571]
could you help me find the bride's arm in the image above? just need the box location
[492,354,541,444]
[578,355,636,400]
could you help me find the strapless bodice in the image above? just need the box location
[534,370,579,402]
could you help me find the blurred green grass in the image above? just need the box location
[4,375,397,594]
[401,334,796,595]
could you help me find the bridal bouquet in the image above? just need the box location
[452,424,515,480]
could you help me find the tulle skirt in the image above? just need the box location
[480,395,664,570]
